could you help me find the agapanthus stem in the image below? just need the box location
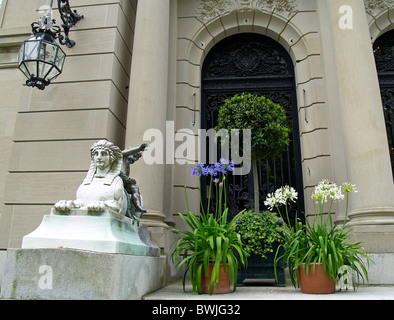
[184,185,190,212]
[207,176,212,216]
[328,199,333,227]
[344,191,349,225]
[199,178,205,216]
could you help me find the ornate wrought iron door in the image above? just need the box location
[374,29,394,180]
[201,33,304,223]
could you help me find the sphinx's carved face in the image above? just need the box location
[92,148,111,170]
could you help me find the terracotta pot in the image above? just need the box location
[298,263,336,294]
[200,263,231,294]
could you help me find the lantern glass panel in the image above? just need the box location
[24,61,38,77]
[55,48,66,71]
[39,41,57,64]
[23,38,40,60]
[38,60,53,79]
[18,62,30,79]
[46,66,61,81]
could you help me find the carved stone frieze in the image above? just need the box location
[197,0,235,24]
[364,0,391,17]
[256,0,297,14]
[197,0,297,24]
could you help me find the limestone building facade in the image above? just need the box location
[0,0,393,286]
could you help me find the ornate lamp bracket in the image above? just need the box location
[33,0,83,48]
[17,0,84,90]
[57,0,84,48]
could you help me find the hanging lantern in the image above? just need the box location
[18,32,66,90]
[17,1,83,90]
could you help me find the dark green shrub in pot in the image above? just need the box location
[236,210,286,286]
[237,210,285,259]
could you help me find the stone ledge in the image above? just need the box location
[22,211,160,257]
[362,253,394,285]
[0,248,166,300]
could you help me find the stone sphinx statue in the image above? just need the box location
[54,140,127,216]
[54,140,149,225]
[23,139,159,256]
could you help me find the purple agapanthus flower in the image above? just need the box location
[201,166,210,176]
[191,159,234,177]
[214,161,226,174]
[207,165,218,176]
[219,158,235,172]
[191,163,205,177]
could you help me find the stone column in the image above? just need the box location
[125,0,171,249]
[316,0,394,252]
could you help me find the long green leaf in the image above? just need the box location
[216,237,222,265]
[222,237,229,272]
[196,263,203,294]
[210,263,217,295]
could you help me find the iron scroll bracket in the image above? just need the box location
[57,0,84,48]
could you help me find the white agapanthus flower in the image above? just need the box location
[264,185,297,211]
[342,182,358,194]
[311,179,345,204]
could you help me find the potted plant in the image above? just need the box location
[269,180,374,294]
[171,159,249,295]
[236,210,286,286]
[215,93,291,213]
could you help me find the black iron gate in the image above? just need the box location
[201,33,304,223]
[374,29,394,180]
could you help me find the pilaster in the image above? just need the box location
[125,0,171,251]
[316,0,394,252]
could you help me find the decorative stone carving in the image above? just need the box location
[54,140,126,215]
[197,0,235,23]
[22,140,160,256]
[364,0,391,16]
[197,0,297,24]
[255,0,296,14]
[53,140,149,225]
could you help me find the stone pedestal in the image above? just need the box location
[0,248,165,300]
[22,209,160,257]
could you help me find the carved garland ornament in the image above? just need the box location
[197,0,297,24]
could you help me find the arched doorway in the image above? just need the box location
[374,29,394,180]
[201,33,304,223]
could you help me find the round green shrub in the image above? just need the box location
[237,210,285,259]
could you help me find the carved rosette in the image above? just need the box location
[197,0,297,24]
